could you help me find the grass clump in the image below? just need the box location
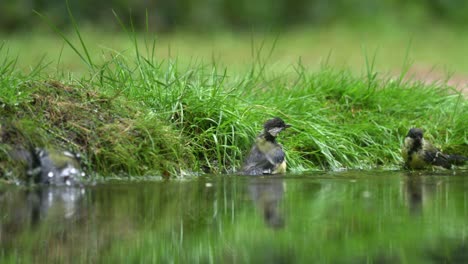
[284,67,466,170]
[0,31,467,179]
[0,72,194,178]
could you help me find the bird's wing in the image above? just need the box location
[243,146,276,175]
[422,142,451,169]
[265,146,285,165]
[447,154,468,165]
[424,150,451,169]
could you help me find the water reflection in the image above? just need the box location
[402,173,445,216]
[28,186,87,221]
[248,177,285,229]
[0,171,467,263]
[403,175,424,215]
[0,186,87,243]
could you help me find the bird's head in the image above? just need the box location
[263,117,291,137]
[406,128,424,141]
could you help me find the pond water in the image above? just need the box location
[1,170,468,263]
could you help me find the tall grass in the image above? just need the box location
[0,25,466,178]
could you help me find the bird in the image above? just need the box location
[401,128,467,170]
[9,147,85,185]
[35,148,85,186]
[242,117,291,175]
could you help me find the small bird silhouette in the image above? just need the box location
[401,128,467,169]
[10,146,85,185]
[242,117,291,175]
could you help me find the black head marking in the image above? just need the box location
[262,117,291,140]
[407,128,424,139]
[263,117,291,132]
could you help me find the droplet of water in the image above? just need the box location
[362,191,371,198]
[63,151,74,157]
[48,172,54,178]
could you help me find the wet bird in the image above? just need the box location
[34,149,85,186]
[401,128,467,170]
[242,117,291,175]
[10,147,85,185]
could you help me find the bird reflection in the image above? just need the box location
[248,177,285,229]
[0,186,87,241]
[403,175,424,215]
[402,173,439,215]
[27,186,87,224]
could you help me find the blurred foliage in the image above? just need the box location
[1,0,468,32]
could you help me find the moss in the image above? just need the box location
[0,80,195,179]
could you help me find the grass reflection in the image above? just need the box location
[1,171,468,263]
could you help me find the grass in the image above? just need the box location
[0,25,467,179]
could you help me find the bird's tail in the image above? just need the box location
[448,154,468,166]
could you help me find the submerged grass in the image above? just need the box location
[0,28,467,179]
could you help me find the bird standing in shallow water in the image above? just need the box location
[242,117,291,175]
[401,128,467,170]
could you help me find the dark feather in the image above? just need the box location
[266,147,285,164]
[424,150,451,169]
[243,146,276,175]
[447,154,468,166]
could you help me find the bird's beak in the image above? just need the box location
[285,124,291,128]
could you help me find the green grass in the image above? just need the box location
[0,26,467,179]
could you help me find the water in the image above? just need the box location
[1,170,468,263]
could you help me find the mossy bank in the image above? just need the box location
[0,43,466,180]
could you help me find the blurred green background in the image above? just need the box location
[2,0,468,84]
[2,0,468,32]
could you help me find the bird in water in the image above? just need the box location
[34,148,85,186]
[9,146,85,185]
[242,117,291,175]
[401,128,467,170]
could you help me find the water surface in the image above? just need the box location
[1,170,468,263]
